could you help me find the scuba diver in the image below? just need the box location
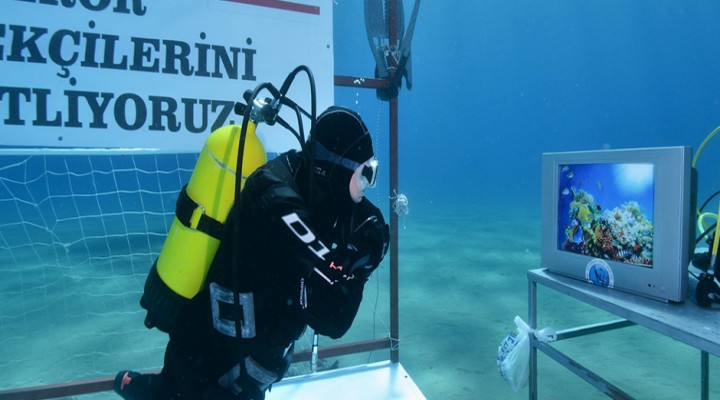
[114,106,390,399]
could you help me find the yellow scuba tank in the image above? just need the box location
[141,123,266,332]
[158,123,266,298]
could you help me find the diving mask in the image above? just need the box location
[314,141,379,189]
[360,157,379,189]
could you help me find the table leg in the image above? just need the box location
[701,350,708,400]
[529,278,537,400]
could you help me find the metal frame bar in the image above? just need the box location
[529,279,635,399]
[702,351,710,400]
[529,269,714,400]
[0,338,394,400]
[334,78,400,364]
[0,378,114,400]
[387,0,401,364]
[335,0,401,365]
[554,320,635,341]
[531,338,635,400]
[529,276,538,399]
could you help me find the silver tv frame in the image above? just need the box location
[541,146,696,302]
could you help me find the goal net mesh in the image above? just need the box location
[0,149,391,393]
[0,150,196,389]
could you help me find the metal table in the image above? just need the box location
[528,268,720,400]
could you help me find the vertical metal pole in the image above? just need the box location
[701,350,709,400]
[528,277,538,400]
[388,0,400,365]
[311,332,319,374]
[389,97,399,364]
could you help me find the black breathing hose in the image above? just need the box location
[230,66,317,354]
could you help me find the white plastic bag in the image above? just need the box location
[496,316,556,391]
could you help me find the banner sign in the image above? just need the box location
[1,0,334,152]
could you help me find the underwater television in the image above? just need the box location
[541,146,696,302]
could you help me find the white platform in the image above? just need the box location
[267,361,426,400]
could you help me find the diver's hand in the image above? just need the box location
[347,209,389,277]
[311,200,389,284]
[311,228,385,285]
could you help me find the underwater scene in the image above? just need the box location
[2,1,720,400]
[557,163,655,267]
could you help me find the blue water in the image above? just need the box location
[332,2,720,398]
[2,2,720,399]
[335,1,720,207]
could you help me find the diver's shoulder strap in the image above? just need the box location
[175,185,224,240]
[175,153,297,242]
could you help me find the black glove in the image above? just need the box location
[346,199,390,277]
[309,200,389,285]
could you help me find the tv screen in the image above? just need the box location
[557,162,655,267]
[541,147,696,302]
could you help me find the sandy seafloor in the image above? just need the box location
[395,199,719,400]
[1,197,719,400]
[4,1,720,397]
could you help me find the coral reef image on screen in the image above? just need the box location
[557,163,655,267]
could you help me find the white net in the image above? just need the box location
[0,150,197,390]
[0,148,391,394]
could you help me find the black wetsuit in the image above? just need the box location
[151,150,387,399]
